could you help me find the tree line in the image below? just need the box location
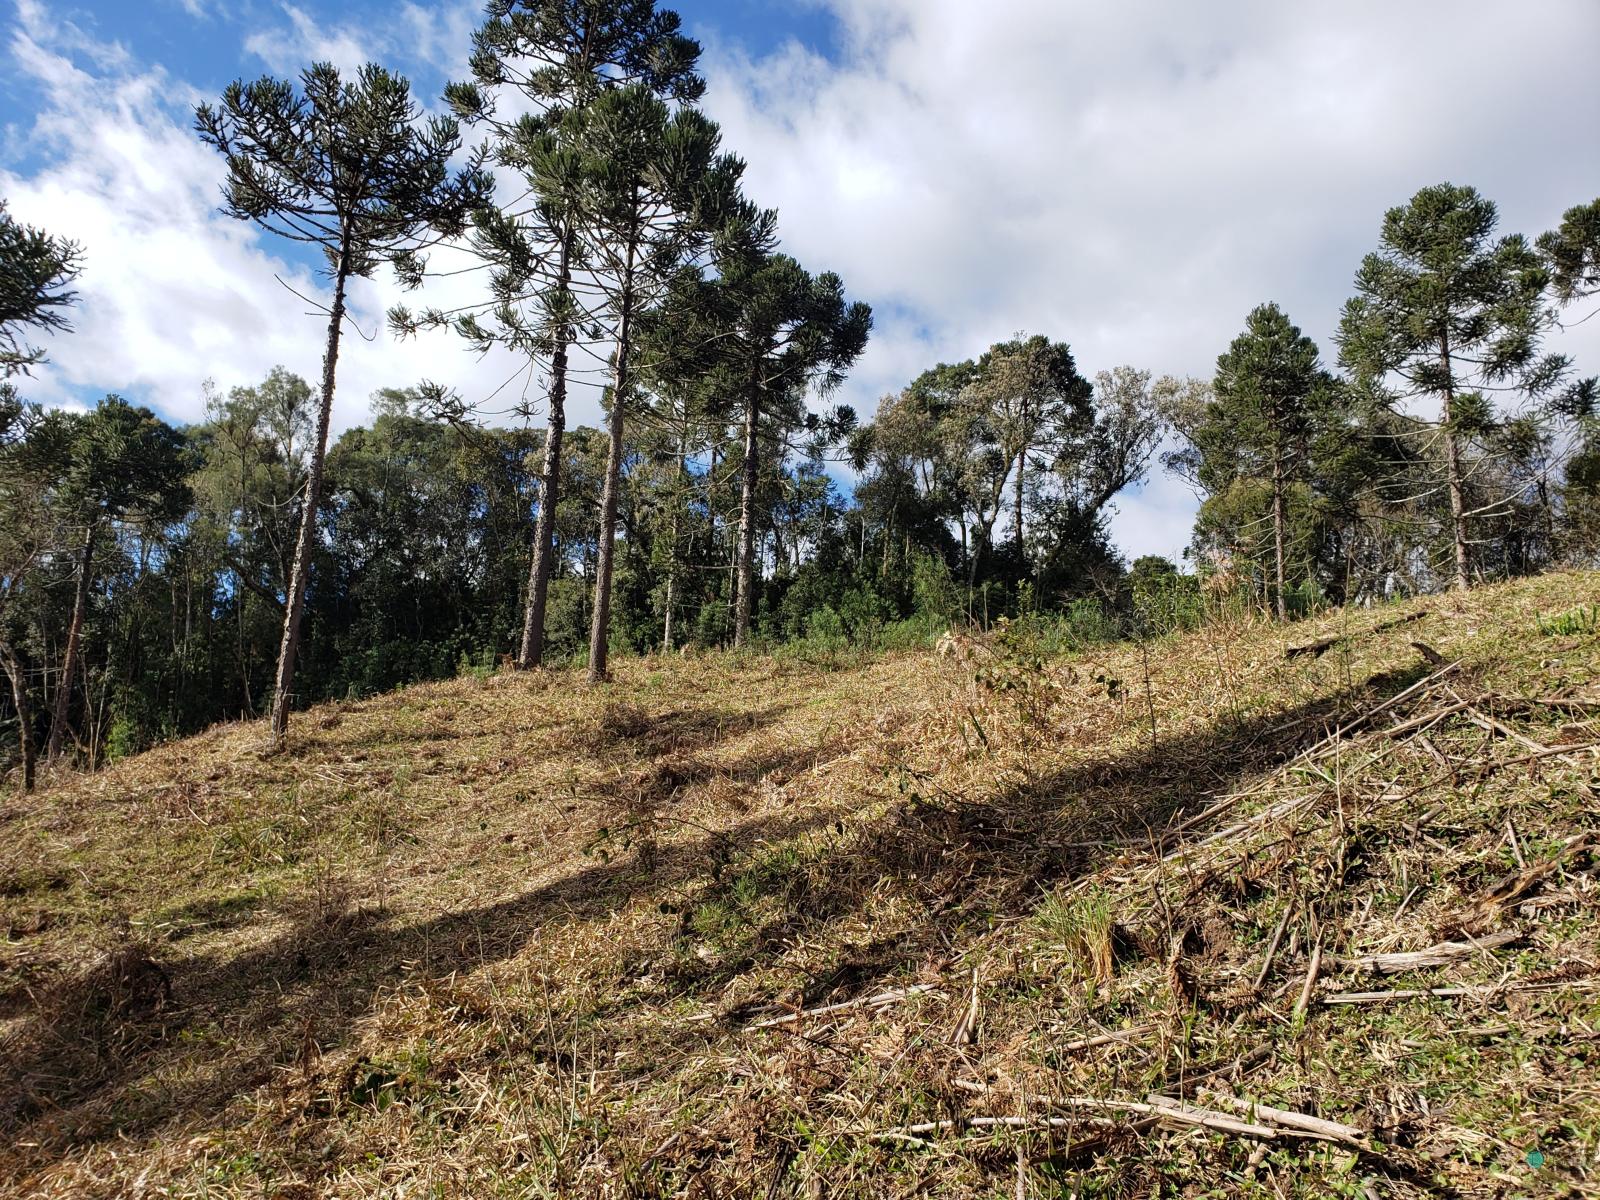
[1,0,1597,787]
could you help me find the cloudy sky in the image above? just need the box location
[2,0,1596,561]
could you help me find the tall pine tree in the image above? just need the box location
[1200,304,1337,619]
[197,63,489,745]
[1337,184,1566,591]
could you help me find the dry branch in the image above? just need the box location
[1195,1089,1370,1147]
[1322,977,1600,1005]
[744,984,942,1030]
[1284,610,1427,658]
[1331,930,1520,976]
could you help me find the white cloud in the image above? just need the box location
[241,1,478,91]
[4,0,1597,567]
[242,3,377,79]
[698,0,1600,560]
[3,2,529,438]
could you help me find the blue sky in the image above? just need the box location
[3,0,1598,564]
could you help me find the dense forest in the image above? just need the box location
[1,0,1597,786]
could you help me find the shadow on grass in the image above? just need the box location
[0,659,1431,1182]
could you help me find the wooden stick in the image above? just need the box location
[1506,818,1527,871]
[939,1089,1314,1142]
[1252,905,1293,991]
[951,967,980,1045]
[1196,1089,1369,1147]
[1054,1025,1153,1054]
[1293,939,1323,1025]
[1331,930,1519,975]
[745,984,942,1030]
[1322,977,1600,1005]
[1138,1095,1282,1138]
[1461,705,1549,755]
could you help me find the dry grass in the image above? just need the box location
[1,571,1597,1197]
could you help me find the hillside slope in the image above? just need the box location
[2,573,1598,1198]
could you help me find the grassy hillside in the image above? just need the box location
[2,572,1598,1198]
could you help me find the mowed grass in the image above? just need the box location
[1,571,1598,1198]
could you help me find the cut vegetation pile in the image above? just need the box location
[2,571,1598,1198]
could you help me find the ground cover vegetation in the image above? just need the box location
[0,571,1597,1195]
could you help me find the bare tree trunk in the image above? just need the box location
[269,244,349,745]
[588,246,635,684]
[518,238,573,669]
[733,381,759,648]
[1014,448,1026,568]
[45,521,96,763]
[662,424,687,652]
[2,644,35,792]
[1271,449,1287,622]
[1439,336,1470,591]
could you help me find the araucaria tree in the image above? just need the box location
[196,63,489,745]
[1539,199,1600,308]
[1337,183,1566,591]
[0,200,83,377]
[427,0,706,669]
[675,250,871,647]
[573,84,745,681]
[1200,303,1337,619]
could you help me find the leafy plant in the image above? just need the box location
[1537,605,1598,636]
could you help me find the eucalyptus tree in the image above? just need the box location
[573,83,747,680]
[418,0,705,669]
[196,62,489,744]
[0,393,74,789]
[964,335,1093,573]
[1337,184,1566,591]
[854,382,963,573]
[43,396,192,764]
[1198,305,1337,619]
[1062,367,1170,526]
[914,359,1002,591]
[0,200,83,378]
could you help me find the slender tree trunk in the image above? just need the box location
[46,521,96,763]
[1271,448,1287,622]
[2,644,35,792]
[1014,448,1026,567]
[1537,475,1556,565]
[733,379,760,648]
[958,516,970,615]
[269,244,350,745]
[662,424,687,652]
[588,245,635,684]
[1439,336,1470,591]
[518,237,573,668]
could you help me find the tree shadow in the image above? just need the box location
[660,659,1437,1014]
[0,735,827,1175]
[0,660,1430,1181]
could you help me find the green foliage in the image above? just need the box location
[1033,888,1115,983]
[1130,562,1205,637]
[196,63,489,283]
[1536,605,1598,636]
[1338,183,1569,589]
[1538,198,1600,305]
[0,200,83,377]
